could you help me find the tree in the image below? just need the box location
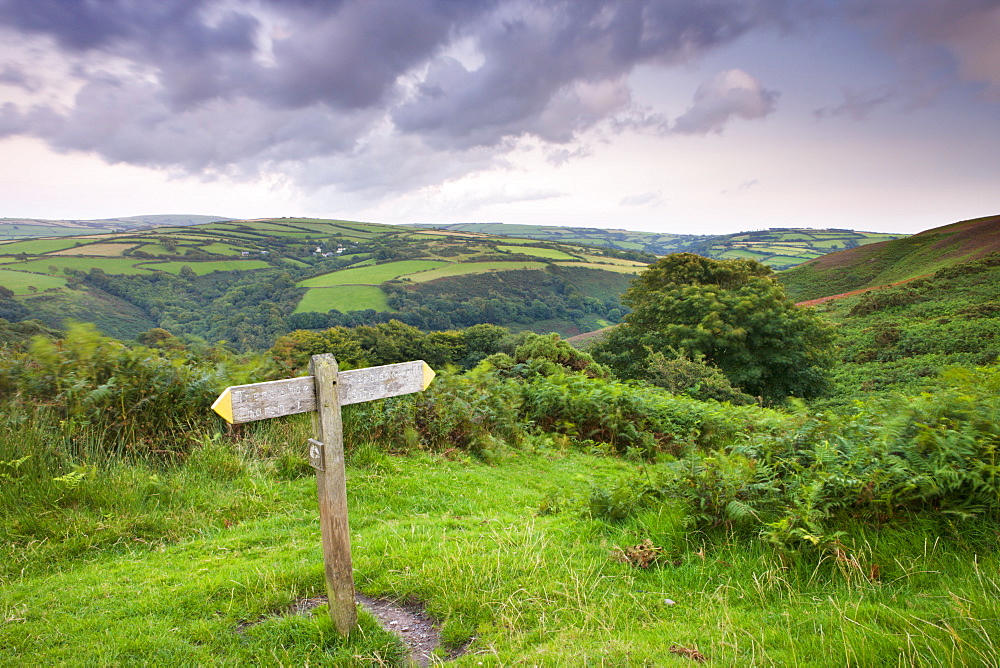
[592,254,835,402]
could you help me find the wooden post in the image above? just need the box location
[309,354,357,636]
[211,357,435,638]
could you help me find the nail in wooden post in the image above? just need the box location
[309,353,357,636]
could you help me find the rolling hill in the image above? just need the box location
[779,214,1000,301]
[0,217,645,345]
[0,214,232,240]
[410,222,906,269]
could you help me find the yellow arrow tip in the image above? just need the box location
[422,362,436,390]
[211,387,235,423]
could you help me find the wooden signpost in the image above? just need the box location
[211,355,435,636]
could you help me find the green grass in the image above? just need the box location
[717,249,766,260]
[141,260,271,275]
[405,261,548,282]
[552,261,642,274]
[805,254,1000,400]
[0,269,68,294]
[810,239,849,249]
[495,245,578,259]
[780,216,999,301]
[294,286,390,314]
[0,238,86,255]
[298,260,449,287]
[0,224,92,239]
[135,243,173,255]
[6,256,151,275]
[3,417,999,665]
[577,253,648,267]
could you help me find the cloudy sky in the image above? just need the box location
[0,0,997,235]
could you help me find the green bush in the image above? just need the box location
[0,323,274,453]
[644,348,755,404]
[343,365,524,456]
[519,371,788,458]
[634,363,1000,550]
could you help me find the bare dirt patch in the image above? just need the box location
[290,594,471,666]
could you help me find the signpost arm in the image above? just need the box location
[309,354,357,636]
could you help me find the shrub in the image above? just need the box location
[644,348,755,404]
[519,371,788,458]
[0,323,274,453]
[343,365,524,456]
[632,363,1000,550]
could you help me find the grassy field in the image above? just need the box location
[0,269,68,294]
[49,243,137,257]
[577,253,648,267]
[3,422,998,665]
[298,260,449,287]
[495,245,579,259]
[4,256,152,275]
[0,238,85,255]
[781,215,1000,301]
[553,261,643,274]
[417,223,907,269]
[404,261,548,282]
[294,286,390,314]
[142,260,271,275]
[197,243,255,256]
[0,224,93,239]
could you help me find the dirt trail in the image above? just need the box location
[795,275,929,308]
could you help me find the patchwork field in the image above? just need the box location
[0,214,922,346]
[0,238,85,254]
[49,243,138,257]
[293,285,390,314]
[553,261,643,274]
[6,257,156,275]
[0,269,68,294]
[403,261,549,282]
[297,260,450,287]
[143,260,271,275]
[495,245,579,259]
[415,223,907,269]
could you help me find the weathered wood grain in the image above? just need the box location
[310,354,357,637]
[211,361,435,424]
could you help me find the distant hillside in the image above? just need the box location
[411,222,905,269]
[0,217,647,345]
[779,214,1000,301]
[0,215,232,240]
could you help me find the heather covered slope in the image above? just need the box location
[779,214,1000,301]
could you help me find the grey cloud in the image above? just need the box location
[393,0,789,149]
[0,0,791,196]
[845,0,1000,96]
[814,86,899,120]
[0,64,39,91]
[672,69,778,135]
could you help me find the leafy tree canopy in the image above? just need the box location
[593,253,835,402]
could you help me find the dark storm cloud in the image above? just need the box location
[0,0,790,187]
[4,0,985,194]
[392,0,790,148]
